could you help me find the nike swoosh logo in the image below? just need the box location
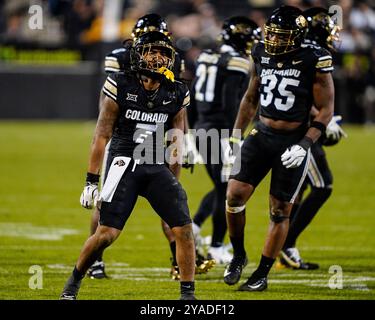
[292,60,303,65]
[248,282,263,289]
[224,269,231,277]
[163,100,172,105]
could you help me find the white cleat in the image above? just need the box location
[207,245,233,265]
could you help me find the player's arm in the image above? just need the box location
[281,72,334,169]
[87,96,119,174]
[233,66,260,134]
[169,107,186,179]
[80,95,119,209]
[305,72,334,143]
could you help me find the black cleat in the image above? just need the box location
[180,293,197,300]
[238,276,267,292]
[298,261,319,270]
[224,255,248,285]
[87,260,108,279]
[60,275,81,300]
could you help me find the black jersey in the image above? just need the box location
[252,42,333,124]
[191,46,250,130]
[104,42,184,76]
[102,73,190,162]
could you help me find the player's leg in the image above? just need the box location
[193,189,215,229]
[172,224,196,300]
[87,142,111,279]
[145,166,196,299]
[60,161,140,300]
[192,190,215,259]
[205,160,232,264]
[238,147,310,292]
[60,225,121,300]
[160,219,180,279]
[281,143,332,269]
[224,130,271,286]
[223,179,254,285]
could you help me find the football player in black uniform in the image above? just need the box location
[278,7,346,270]
[87,13,208,280]
[188,16,261,264]
[60,32,196,300]
[222,5,334,291]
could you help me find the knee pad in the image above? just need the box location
[270,209,289,223]
[226,201,246,214]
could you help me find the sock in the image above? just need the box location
[72,266,85,282]
[230,235,246,257]
[252,255,275,278]
[193,190,215,226]
[180,281,195,295]
[170,241,177,265]
[211,185,228,247]
[284,187,332,249]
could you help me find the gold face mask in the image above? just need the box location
[137,43,175,81]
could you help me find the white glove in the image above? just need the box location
[80,183,99,209]
[221,137,243,182]
[281,145,307,169]
[326,115,348,141]
[182,133,203,169]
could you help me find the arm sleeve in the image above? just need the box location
[102,75,118,102]
[315,48,334,73]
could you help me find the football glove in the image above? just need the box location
[80,182,99,209]
[325,115,348,142]
[182,133,203,173]
[221,137,243,182]
[281,145,307,169]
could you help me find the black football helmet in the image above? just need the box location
[220,16,262,55]
[131,31,175,81]
[131,13,170,41]
[303,7,341,51]
[264,5,308,55]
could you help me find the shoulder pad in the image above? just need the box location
[226,56,250,75]
[104,47,130,73]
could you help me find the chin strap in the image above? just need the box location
[158,67,175,82]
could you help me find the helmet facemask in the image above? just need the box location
[264,25,305,55]
[133,42,175,81]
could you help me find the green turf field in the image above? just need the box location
[0,121,374,300]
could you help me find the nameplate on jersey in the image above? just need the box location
[100,156,132,203]
[261,68,301,78]
[125,109,168,123]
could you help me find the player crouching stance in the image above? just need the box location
[60,32,196,300]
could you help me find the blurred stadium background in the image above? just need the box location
[0,0,374,300]
[1,0,375,122]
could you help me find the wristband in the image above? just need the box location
[86,172,100,184]
[298,136,313,151]
[310,121,326,134]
